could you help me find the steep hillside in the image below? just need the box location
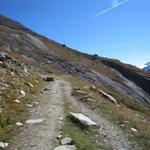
[0,15,150,108]
[0,15,150,150]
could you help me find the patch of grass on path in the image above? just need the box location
[63,117,105,150]
[62,93,107,150]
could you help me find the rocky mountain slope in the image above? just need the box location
[0,15,150,107]
[0,15,150,150]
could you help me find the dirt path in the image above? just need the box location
[10,79,141,150]
[63,81,142,150]
[10,80,64,150]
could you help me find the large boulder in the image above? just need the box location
[69,112,98,128]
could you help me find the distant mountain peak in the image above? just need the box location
[145,62,150,66]
[144,62,150,72]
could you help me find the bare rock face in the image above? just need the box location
[69,112,98,127]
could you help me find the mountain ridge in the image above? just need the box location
[144,62,150,72]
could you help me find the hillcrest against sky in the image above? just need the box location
[0,0,150,68]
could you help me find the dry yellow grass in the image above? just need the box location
[0,64,43,144]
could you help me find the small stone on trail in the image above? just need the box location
[44,88,51,91]
[27,104,33,107]
[120,124,125,127]
[26,82,34,88]
[58,117,63,124]
[33,101,39,105]
[124,121,129,123]
[86,98,95,102]
[131,128,138,133]
[59,120,62,124]
[20,90,26,97]
[61,137,72,145]
[90,85,97,91]
[43,76,54,81]
[0,52,7,61]
[25,118,44,124]
[53,145,77,150]
[16,122,24,126]
[11,72,15,75]
[24,67,29,74]
[0,142,8,148]
[14,100,21,103]
[116,104,120,107]
[73,87,80,90]
[57,134,63,140]
[35,80,39,83]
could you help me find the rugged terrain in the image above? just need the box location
[9,79,143,150]
[0,15,150,106]
[0,15,150,150]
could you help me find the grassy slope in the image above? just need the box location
[62,92,107,150]
[0,61,43,148]
[0,72,42,142]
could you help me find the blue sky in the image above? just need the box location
[0,0,150,67]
